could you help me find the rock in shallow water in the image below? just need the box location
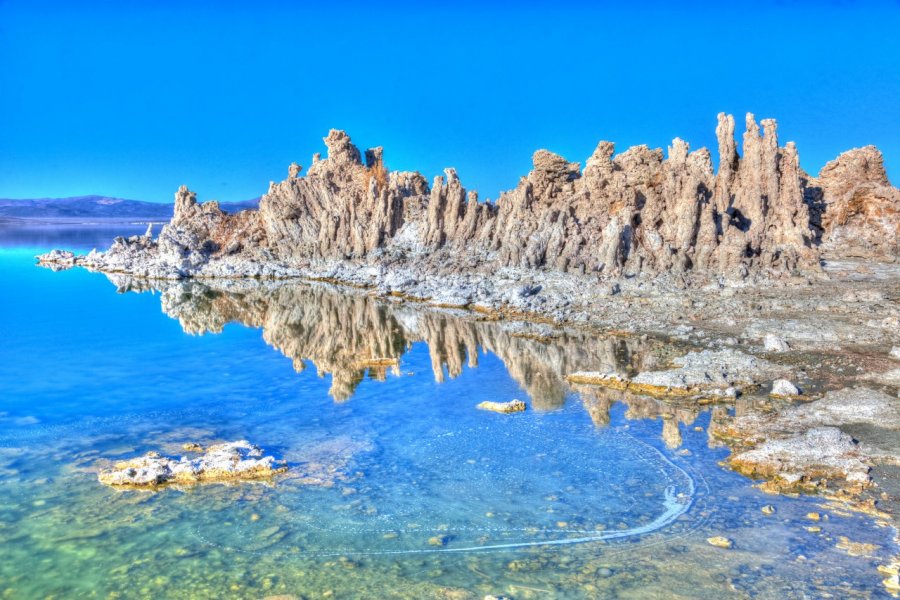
[476,400,526,414]
[730,427,871,493]
[97,441,287,487]
[713,387,900,495]
[707,536,734,549]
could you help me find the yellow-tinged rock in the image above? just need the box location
[707,536,733,549]
[884,573,900,593]
[836,536,878,557]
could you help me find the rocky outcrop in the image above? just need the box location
[260,129,427,262]
[476,399,527,414]
[806,146,899,258]
[461,113,817,279]
[713,387,900,495]
[39,114,898,298]
[97,441,287,487]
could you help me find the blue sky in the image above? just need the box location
[1,1,898,202]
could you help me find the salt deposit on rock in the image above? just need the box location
[714,387,900,494]
[730,427,871,493]
[97,441,287,487]
[770,379,801,397]
[764,334,790,352]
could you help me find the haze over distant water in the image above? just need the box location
[0,1,897,203]
[0,196,259,222]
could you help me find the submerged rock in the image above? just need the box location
[706,536,734,549]
[97,441,287,487]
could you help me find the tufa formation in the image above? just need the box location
[39,113,898,286]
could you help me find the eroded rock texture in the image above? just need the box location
[41,114,898,284]
[806,146,900,258]
[260,130,427,261]
[97,441,287,487]
[253,113,830,279]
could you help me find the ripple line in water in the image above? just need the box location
[188,430,702,559]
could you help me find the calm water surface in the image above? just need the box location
[0,228,895,598]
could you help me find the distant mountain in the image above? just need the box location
[0,195,259,222]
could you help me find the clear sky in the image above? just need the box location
[1,1,898,202]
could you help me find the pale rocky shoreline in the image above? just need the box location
[36,115,900,588]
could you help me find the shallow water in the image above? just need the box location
[0,230,896,599]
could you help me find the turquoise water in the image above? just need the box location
[0,230,896,599]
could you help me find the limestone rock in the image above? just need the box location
[808,146,900,258]
[770,379,800,397]
[716,387,899,494]
[476,399,527,414]
[707,536,734,549]
[36,249,76,270]
[97,441,287,487]
[764,334,790,352]
[730,427,871,492]
[39,113,895,290]
[568,349,779,398]
[629,349,781,396]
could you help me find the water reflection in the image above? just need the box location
[107,275,688,409]
[1,254,894,598]
[0,223,149,251]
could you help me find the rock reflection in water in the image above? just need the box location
[107,275,673,410]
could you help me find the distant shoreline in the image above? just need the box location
[0,216,169,226]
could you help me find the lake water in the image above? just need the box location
[0,227,896,598]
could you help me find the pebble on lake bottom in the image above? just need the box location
[707,536,733,549]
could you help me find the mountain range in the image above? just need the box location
[0,195,259,223]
